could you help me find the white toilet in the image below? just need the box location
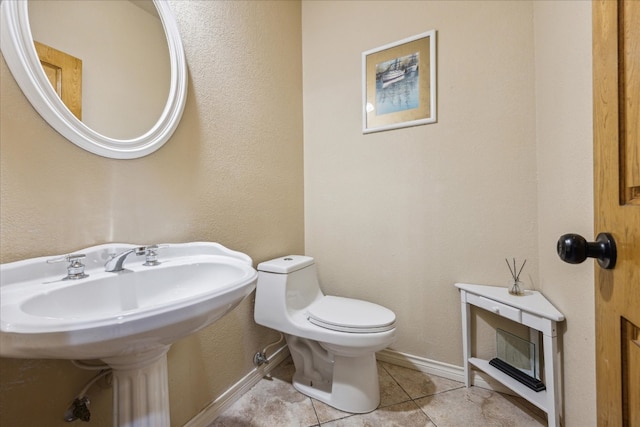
[254,255,396,413]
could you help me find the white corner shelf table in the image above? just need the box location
[455,283,565,427]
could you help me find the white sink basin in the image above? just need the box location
[1,242,257,426]
[0,242,258,360]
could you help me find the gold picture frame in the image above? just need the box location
[362,30,436,134]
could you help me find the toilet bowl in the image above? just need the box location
[254,255,396,413]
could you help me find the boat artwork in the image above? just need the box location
[377,52,419,89]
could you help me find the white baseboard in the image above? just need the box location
[376,348,513,396]
[186,346,513,426]
[183,345,290,427]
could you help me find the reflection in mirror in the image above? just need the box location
[34,40,83,120]
[28,0,170,140]
[0,0,187,159]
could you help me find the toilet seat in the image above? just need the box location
[306,296,396,333]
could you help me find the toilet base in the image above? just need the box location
[292,353,380,413]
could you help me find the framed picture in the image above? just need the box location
[362,30,436,134]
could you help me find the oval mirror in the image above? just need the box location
[0,0,188,159]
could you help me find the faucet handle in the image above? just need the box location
[47,253,86,264]
[143,244,168,266]
[47,253,89,280]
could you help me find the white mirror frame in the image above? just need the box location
[0,0,188,159]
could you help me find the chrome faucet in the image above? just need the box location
[47,253,89,280]
[142,244,165,266]
[104,247,147,272]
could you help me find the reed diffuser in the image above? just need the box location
[506,258,526,295]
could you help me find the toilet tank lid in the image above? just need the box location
[257,255,314,273]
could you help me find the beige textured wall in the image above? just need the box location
[534,1,595,424]
[303,0,595,424]
[303,0,538,364]
[0,1,303,426]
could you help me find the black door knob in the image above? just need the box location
[557,232,617,269]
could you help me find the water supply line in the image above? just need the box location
[253,332,284,366]
[71,359,110,371]
[64,364,112,423]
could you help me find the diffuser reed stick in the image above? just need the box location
[506,258,526,295]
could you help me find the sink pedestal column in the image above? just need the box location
[103,346,171,427]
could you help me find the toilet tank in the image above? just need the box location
[257,255,314,274]
[255,256,323,322]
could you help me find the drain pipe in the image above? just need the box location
[253,333,284,366]
[64,366,112,422]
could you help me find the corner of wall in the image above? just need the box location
[533,1,595,424]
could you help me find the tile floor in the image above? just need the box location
[209,357,546,426]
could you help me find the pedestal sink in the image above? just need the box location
[0,242,258,427]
